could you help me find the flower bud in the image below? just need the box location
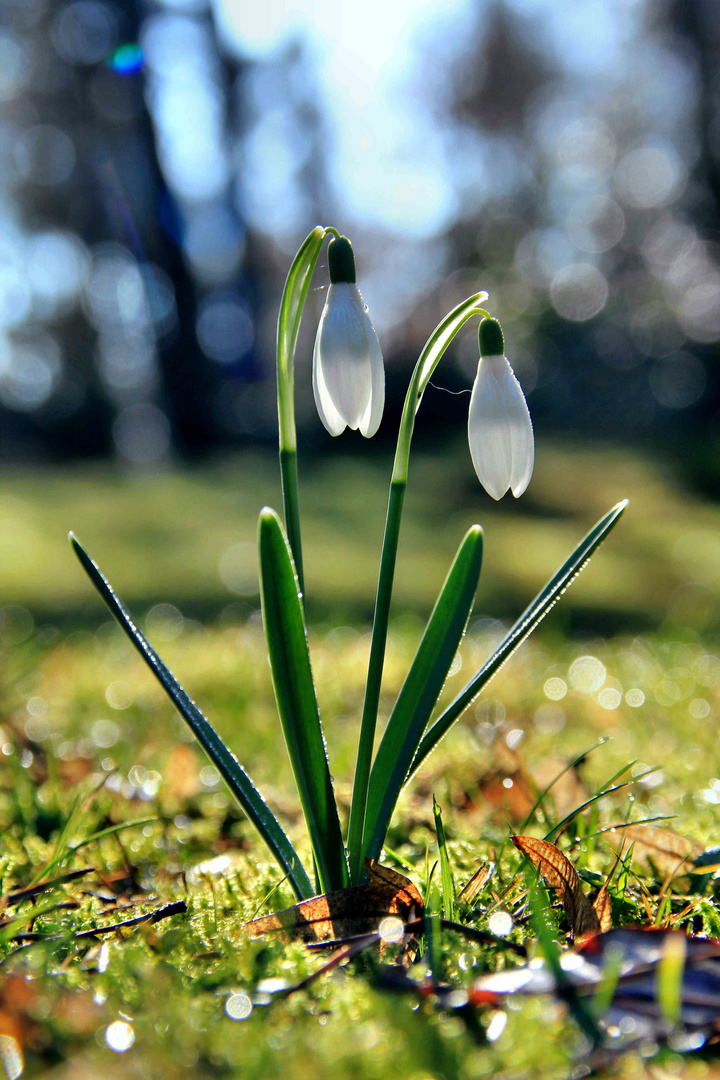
[468,318,534,499]
[312,236,384,438]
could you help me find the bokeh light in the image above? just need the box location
[52,1,118,65]
[0,0,717,460]
[550,263,608,322]
[105,1020,135,1053]
[15,125,76,186]
[113,403,171,464]
[197,293,254,365]
[109,42,144,74]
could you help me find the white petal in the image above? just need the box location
[498,360,534,496]
[315,284,373,429]
[468,355,514,499]
[312,320,347,436]
[359,326,384,437]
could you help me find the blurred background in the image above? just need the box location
[1,0,720,630]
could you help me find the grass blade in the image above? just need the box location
[433,795,455,921]
[527,875,603,1048]
[69,532,314,902]
[408,500,628,781]
[258,508,349,893]
[543,769,656,844]
[362,525,484,864]
[518,738,609,833]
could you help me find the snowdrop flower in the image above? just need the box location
[468,318,534,500]
[313,236,384,437]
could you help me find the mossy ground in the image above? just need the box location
[3,440,720,1078]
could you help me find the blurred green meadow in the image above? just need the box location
[2,436,720,630]
[4,439,720,1078]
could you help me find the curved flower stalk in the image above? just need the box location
[313,236,384,438]
[346,291,490,883]
[468,318,534,500]
[276,225,336,592]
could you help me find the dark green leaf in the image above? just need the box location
[69,532,313,901]
[258,508,348,893]
[362,525,484,864]
[408,500,628,780]
[433,795,455,921]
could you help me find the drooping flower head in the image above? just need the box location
[468,318,534,500]
[312,236,384,438]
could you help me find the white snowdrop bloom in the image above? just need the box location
[312,236,384,438]
[468,318,534,500]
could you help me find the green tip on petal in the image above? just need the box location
[328,236,356,284]
[478,317,504,358]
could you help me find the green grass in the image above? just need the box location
[4,617,720,1078]
[2,436,720,629]
[3,440,720,1078]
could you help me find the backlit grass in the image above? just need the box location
[2,440,720,1077]
[1,437,719,629]
[3,611,720,1078]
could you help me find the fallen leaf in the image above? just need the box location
[245,860,423,941]
[592,881,612,932]
[470,744,536,821]
[164,744,201,801]
[614,825,701,877]
[0,976,42,1047]
[457,862,494,904]
[512,835,600,937]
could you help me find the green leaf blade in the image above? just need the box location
[258,508,349,893]
[408,500,629,780]
[69,533,314,901]
[362,524,484,863]
[433,795,455,922]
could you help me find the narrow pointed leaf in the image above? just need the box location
[433,795,455,922]
[258,508,348,893]
[69,533,313,901]
[362,525,484,863]
[408,500,628,780]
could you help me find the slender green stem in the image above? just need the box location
[347,478,406,882]
[392,298,490,485]
[280,447,304,594]
[347,293,488,883]
[276,225,338,594]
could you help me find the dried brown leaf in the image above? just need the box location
[512,835,600,937]
[457,862,494,904]
[245,860,423,941]
[164,744,201,800]
[593,882,613,932]
[616,825,701,877]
